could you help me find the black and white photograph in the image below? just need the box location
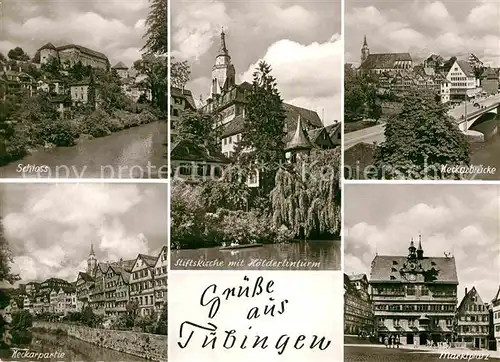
[343,184,500,361]
[343,0,500,180]
[0,183,167,361]
[169,0,342,270]
[0,0,167,179]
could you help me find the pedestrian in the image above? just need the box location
[396,335,400,348]
[384,336,388,348]
[390,335,394,348]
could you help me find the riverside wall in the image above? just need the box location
[33,321,167,361]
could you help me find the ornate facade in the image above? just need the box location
[370,236,458,346]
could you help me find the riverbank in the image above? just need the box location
[0,106,165,167]
[32,322,167,361]
[0,121,167,178]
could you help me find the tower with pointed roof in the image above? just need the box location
[361,35,370,64]
[285,115,313,162]
[408,237,417,260]
[87,243,97,278]
[211,28,236,98]
[417,234,424,260]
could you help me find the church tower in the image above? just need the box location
[361,35,370,64]
[211,28,236,98]
[87,243,97,278]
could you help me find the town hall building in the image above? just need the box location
[369,236,458,346]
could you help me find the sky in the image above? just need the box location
[0,183,167,286]
[344,184,500,304]
[171,0,342,125]
[0,0,150,68]
[345,0,500,67]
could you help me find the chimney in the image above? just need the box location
[465,287,468,296]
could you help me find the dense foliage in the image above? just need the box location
[170,58,190,89]
[374,90,470,179]
[170,181,295,249]
[0,218,18,284]
[174,110,220,152]
[271,148,341,239]
[344,68,382,123]
[143,0,167,55]
[134,54,167,112]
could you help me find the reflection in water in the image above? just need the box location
[171,240,341,270]
[470,118,500,180]
[0,122,167,179]
[0,330,152,362]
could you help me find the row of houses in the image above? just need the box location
[2,245,167,322]
[0,42,150,114]
[344,238,500,351]
[355,36,500,103]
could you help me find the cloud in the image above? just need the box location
[344,185,500,304]
[2,184,166,284]
[1,0,148,66]
[346,1,500,66]
[172,1,231,60]
[240,37,343,124]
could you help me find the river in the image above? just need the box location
[0,330,152,362]
[171,240,341,270]
[0,122,167,179]
[470,118,500,180]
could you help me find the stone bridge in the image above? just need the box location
[450,95,500,140]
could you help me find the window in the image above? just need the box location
[407,285,416,296]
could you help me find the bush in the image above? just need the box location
[79,109,112,138]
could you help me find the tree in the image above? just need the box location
[0,218,19,284]
[134,54,167,111]
[344,69,381,123]
[240,61,286,193]
[7,47,29,61]
[174,110,219,152]
[87,69,96,111]
[142,0,167,54]
[40,56,61,77]
[374,90,470,179]
[270,149,341,239]
[170,58,190,88]
[31,51,41,64]
[442,56,457,73]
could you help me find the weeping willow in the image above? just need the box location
[270,148,341,239]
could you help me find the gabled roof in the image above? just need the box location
[492,285,500,303]
[457,286,485,312]
[370,255,458,284]
[171,138,230,163]
[112,61,128,69]
[326,123,341,140]
[360,53,412,70]
[348,274,368,282]
[39,42,57,51]
[171,87,196,110]
[133,254,158,268]
[77,272,93,282]
[455,60,475,77]
[283,102,323,128]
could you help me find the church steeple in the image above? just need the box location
[218,28,228,56]
[361,35,370,63]
[87,243,97,277]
